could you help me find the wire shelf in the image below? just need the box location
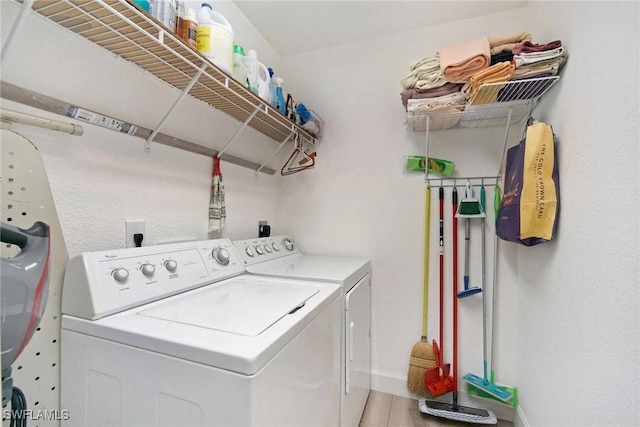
[27,0,315,143]
[408,76,559,131]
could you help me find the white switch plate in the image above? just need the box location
[125,220,146,248]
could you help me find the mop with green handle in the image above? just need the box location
[466,185,518,407]
[463,185,513,403]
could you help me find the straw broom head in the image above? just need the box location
[407,337,436,395]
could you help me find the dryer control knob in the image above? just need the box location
[264,244,272,253]
[283,238,294,251]
[112,268,129,283]
[141,263,155,277]
[245,247,255,257]
[272,243,280,251]
[213,248,230,266]
[164,260,178,272]
[255,245,264,255]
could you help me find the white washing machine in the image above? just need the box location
[60,238,341,427]
[233,236,371,427]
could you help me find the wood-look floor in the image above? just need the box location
[359,391,513,427]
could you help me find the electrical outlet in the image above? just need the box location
[125,220,146,248]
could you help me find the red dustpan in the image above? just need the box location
[424,341,454,397]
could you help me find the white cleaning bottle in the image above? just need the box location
[196,2,234,75]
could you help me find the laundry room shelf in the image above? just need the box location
[407,76,560,132]
[21,0,316,159]
[407,76,560,184]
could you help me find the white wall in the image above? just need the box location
[280,2,639,425]
[513,2,640,426]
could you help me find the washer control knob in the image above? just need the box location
[141,263,155,277]
[245,246,255,257]
[264,244,272,253]
[272,243,280,251]
[283,238,294,251]
[164,259,178,272]
[255,245,264,255]
[212,247,230,266]
[112,268,129,283]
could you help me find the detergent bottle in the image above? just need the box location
[245,49,270,102]
[196,3,234,75]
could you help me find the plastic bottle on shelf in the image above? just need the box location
[132,0,150,13]
[196,2,234,75]
[244,49,259,94]
[150,0,176,30]
[273,77,286,114]
[232,45,250,88]
[268,68,277,108]
[182,8,197,49]
[174,0,185,40]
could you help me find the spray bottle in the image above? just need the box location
[273,77,286,115]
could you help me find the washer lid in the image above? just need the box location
[138,279,318,336]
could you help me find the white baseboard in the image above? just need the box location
[371,369,517,422]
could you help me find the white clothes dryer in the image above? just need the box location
[60,238,341,427]
[233,236,371,427]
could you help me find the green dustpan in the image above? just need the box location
[455,181,486,218]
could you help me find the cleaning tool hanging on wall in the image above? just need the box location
[463,185,514,403]
[467,185,518,407]
[456,182,484,298]
[208,155,226,233]
[407,185,436,395]
[496,119,559,246]
[419,186,497,424]
[424,186,454,397]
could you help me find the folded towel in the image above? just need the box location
[466,61,515,104]
[514,47,565,67]
[439,37,491,83]
[491,51,514,65]
[407,92,467,130]
[488,31,532,54]
[400,82,463,109]
[400,54,445,89]
[513,40,562,55]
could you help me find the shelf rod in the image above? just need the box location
[426,176,500,188]
[0,0,34,73]
[256,131,295,176]
[0,108,84,136]
[0,81,277,175]
[217,106,260,158]
[145,61,208,152]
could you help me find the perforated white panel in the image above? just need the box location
[1,128,69,427]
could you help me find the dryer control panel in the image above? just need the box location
[62,238,242,320]
[233,235,300,266]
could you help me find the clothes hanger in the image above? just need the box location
[281,133,315,176]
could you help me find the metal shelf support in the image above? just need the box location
[145,61,208,152]
[256,130,295,176]
[0,0,34,72]
[217,106,260,158]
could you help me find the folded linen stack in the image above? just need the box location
[400,82,463,110]
[438,37,491,83]
[465,61,516,105]
[407,91,467,131]
[400,54,448,91]
[488,31,532,54]
[499,39,567,102]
